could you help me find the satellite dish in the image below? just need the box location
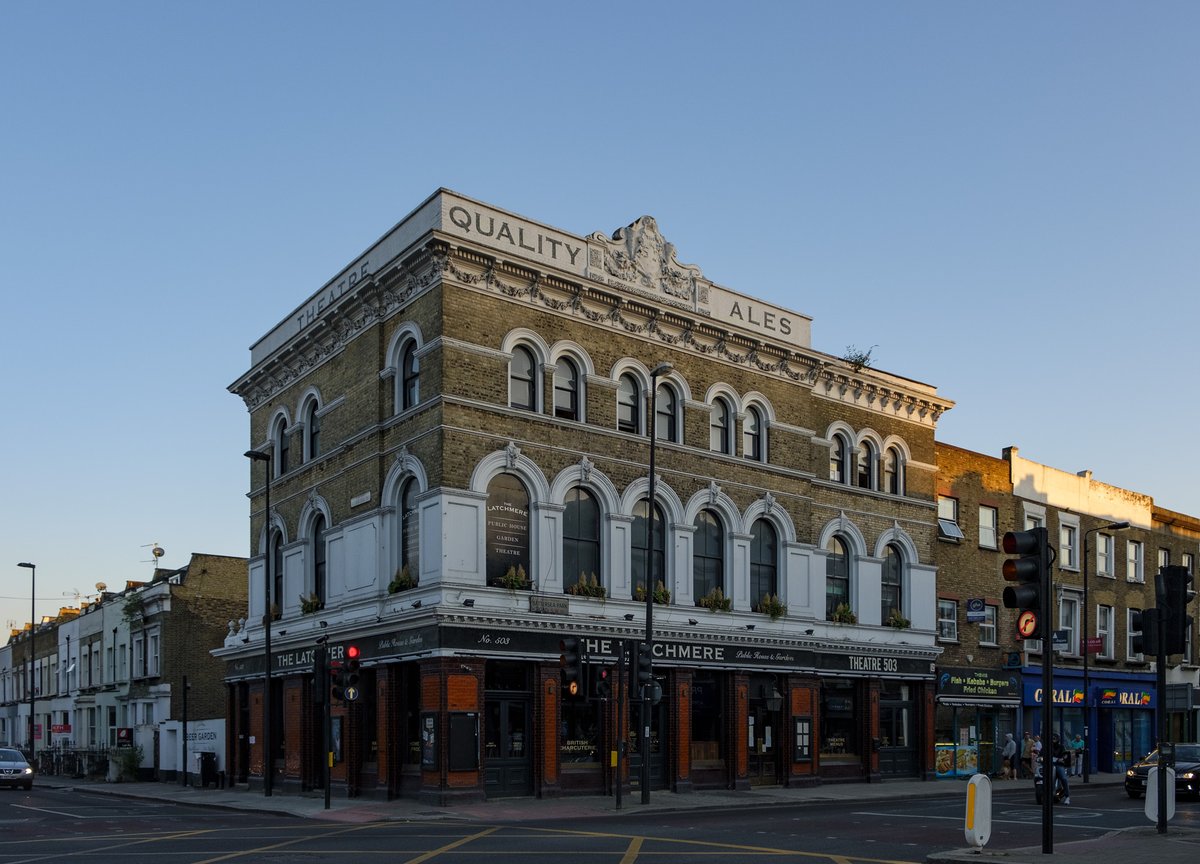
[95,582,107,592]
[152,547,165,559]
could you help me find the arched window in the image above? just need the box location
[270,529,283,616]
[563,487,601,593]
[509,346,537,411]
[743,406,764,462]
[693,509,724,603]
[401,340,419,411]
[825,536,850,620]
[829,433,849,484]
[655,383,678,443]
[882,446,904,495]
[750,519,778,606]
[312,513,327,606]
[710,398,731,454]
[274,417,290,478]
[553,357,580,421]
[632,499,665,601]
[882,544,903,623]
[617,374,640,433]
[486,473,531,587]
[306,400,321,462]
[855,440,875,489]
[400,478,419,580]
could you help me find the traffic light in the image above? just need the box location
[593,665,612,700]
[636,641,653,686]
[344,645,362,694]
[560,636,582,698]
[313,644,328,704]
[1002,527,1048,641]
[330,661,346,702]
[1161,565,1196,655]
[1131,608,1159,657]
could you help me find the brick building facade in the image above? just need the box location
[222,189,954,803]
[933,443,1200,779]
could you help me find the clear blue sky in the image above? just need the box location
[3,1,1197,630]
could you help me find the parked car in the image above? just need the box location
[0,748,34,791]
[1125,744,1200,799]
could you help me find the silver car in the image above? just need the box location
[0,748,34,790]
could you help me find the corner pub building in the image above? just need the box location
[220,190,953,804]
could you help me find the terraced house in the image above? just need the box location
[933,443,1200,781]
[222,189,955,804]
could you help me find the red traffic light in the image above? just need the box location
[346,644,361,660]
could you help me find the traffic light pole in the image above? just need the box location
[615,640,626,811]
[1155,605,1168,835]
[1037,528,1054,855]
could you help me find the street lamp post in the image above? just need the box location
[245,449,274,797]
[1082,520,1130,784]
[17,562,35,756]
[642,361,672,805]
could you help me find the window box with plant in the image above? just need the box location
[697,587,732,612]
[755,593,787,620]
[497,564,530,591]
[831,602,857,624]
[567,572,606,599]
[388,566,416,594]
[884,608,910,629]
[299,593,323,615]
[634,580,671,605]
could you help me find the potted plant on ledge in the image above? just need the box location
[634,580,671,605]
[299,593,323,615]
[388,566,416,594]
[885,608,911,629]
[697,587,732,612]
[498,564,531,591]
[755,593,787,621]
[831,602,857,624]
[567,572,606,599]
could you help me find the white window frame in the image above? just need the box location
[1127,608,1144,661]
[1097,604,1114,659]
[937,599,958,642]
[1097,533,1115,579]
[1127,540,1144,583]
[978,506,998,550]
[1059,515,1080,571]
[1059,593,1080,657]
[980,604,998,646]
[937,496,965,542]
[1158,548,1171,571]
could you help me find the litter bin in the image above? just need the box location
[198,752,219,789]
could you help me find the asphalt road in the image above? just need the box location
[2,782,1197,863]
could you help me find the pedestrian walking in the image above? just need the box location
[1020,732,1034,778]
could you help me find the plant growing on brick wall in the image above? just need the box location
[696,587,732,612]
[755,593,787,620]
[388,566,416,594]
[634,580,670,605]
[831,602,857,624]
[567,572,606,599]
[299,593,323,615]
[498,564,530,591]
[113,743,144,782]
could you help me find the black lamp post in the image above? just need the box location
[641,361,672,805]
[18,562,35,756]
[1082,519,1129,784]
[245,449,274,797]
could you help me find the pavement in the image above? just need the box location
[36,771,1200,863]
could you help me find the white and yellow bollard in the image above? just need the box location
[964,773,992,850]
